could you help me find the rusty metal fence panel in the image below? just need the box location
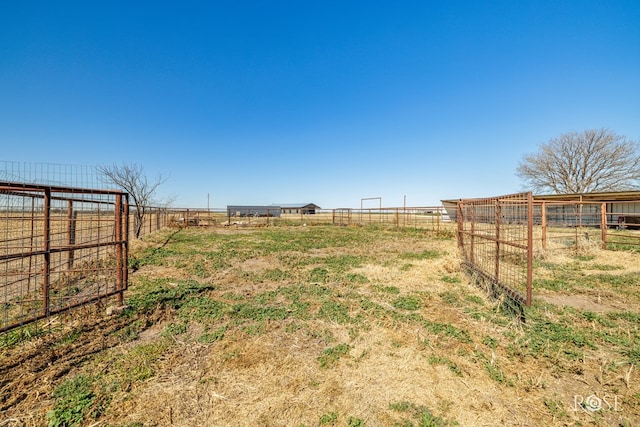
[457,192,533,306]
[1,182,129,333]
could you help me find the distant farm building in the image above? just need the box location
[227,205,281,218]
[226,203,321,218]
[280,203,320,215]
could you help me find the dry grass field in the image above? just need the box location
[1,224,639,426]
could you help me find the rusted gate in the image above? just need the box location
[457,192,533,306]
[1,182,129,333]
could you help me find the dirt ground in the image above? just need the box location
[1,226,638,426]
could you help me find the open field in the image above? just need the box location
[1,224,639,426]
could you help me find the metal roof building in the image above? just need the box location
[227,205,281,217]
[279,203,321,214]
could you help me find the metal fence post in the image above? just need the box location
[526,192,533,307]
[67,200,77,270]
[43,187,51,317]
[123,196,129,293]
[601,202,607,249]
[115,193,124,305]
[541,202,547,251]
[494,200,501,283]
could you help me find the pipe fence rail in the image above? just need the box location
[1,182,129,333]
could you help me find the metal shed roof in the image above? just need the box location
[278,203,321,209]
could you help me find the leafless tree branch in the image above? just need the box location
[96,163,170,238]
[516,129,640,194]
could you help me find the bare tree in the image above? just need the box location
[97,163,169,238]
[516,129,640,194]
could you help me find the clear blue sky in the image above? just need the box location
[2,1,639,209]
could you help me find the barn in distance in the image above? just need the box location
[226,203,321,218]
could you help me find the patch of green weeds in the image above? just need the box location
[198,326,227,343]
[0,323,50,348]
[319,411,338,425]
[591,264,623,271]
[309,267,330,283]
[389,401,457,426]
[358,298,388,318]
[178,296,227,322]
[423,320,472,344]
[582,273,640,296]
[347,416,366,427]
[373,285,400,294]
[229,303,289,321]
[440,275,461,284]
[262,268,293,282]
[345,273,369,284]
[484,361,512,386]
[243,320,267,335]
[427,355,463,377]
[392,295,421,311]
[482,335,498,349]
[533,278,573,291]
[319,343,351,368]
[47,374,98,427]
[399,249,441,261]
[608,243,640,253]
[319,254,366,272]
[114,320,145,342]
[319,300,355,324]
[464,294,484,305]
[127,279,215,313]
[514,313,596,362]
[135,246,179,267]
[473,351,513,386]
[438,291,459,306]
[581,311,615,327]
[624,343,640,364]
[607,310,640,323]
[162,322,188,338]
[543,396,567,418]
[400,263,414,271]
[189,260,210,278]
[287,297,311,320]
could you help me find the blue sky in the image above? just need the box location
[2,1,639,209]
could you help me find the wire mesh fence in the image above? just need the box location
[0,182,128,333]
[0,161,103,189]
[457,192,533,307]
